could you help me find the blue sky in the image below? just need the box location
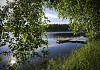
[0,0,69,24]
[45,8,69,24]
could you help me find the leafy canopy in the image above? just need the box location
[45,0,100,40]
[0,0,100,69]
[0,0,49,64]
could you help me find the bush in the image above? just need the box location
[48,41,100,70]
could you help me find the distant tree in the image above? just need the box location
[47,24,70,32]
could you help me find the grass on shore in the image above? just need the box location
[47,41,100,70]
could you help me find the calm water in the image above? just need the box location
[0,32,86,70]
[30,32,86,62]
[46,32,86,58]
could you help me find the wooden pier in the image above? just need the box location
[56,38,86,44]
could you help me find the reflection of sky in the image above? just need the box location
[0,0,69,24]
[0,32,86,69]
[10,58,16,65]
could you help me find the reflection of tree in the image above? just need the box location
[47,32,84,39]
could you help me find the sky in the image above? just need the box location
[45,9,69,24]
[0,0,69,24]
[0,0,13,6]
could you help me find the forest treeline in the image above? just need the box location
[46,24,71,32]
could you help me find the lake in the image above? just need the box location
[45,32,86,59]
[0,32,86,70]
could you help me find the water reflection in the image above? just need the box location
[47,32,86,47]
[46,32,83,39]
[0,32,86,70]
[10,59,16,65]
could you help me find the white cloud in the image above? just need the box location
[45,13,58,19]
[48,21,69,24]
[0,0,13,6]
[0,0,6,6]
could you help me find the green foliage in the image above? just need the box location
[46,0,100,40]
[0,57,2,62]
[0,0,49,69]
[0,0,100,69]
[48,41,100,70]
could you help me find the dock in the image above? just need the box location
[56,38,86,44]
